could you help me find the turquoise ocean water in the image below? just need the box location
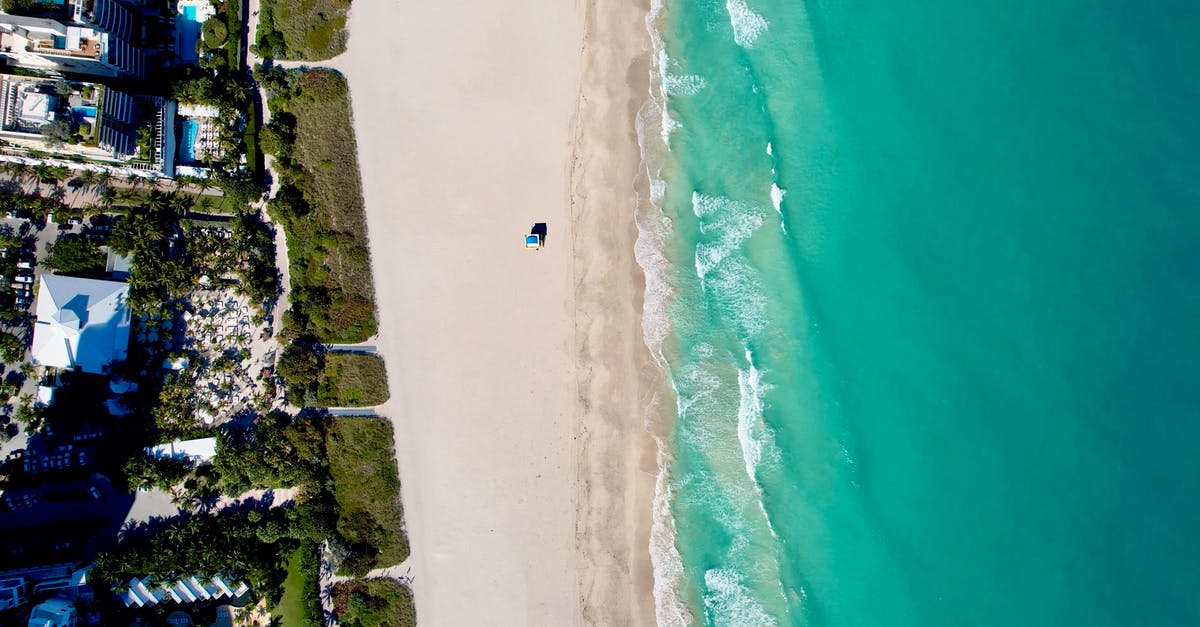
[638,1,1200,625]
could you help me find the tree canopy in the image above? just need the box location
[40,120,72,147]
[44,236,105,276]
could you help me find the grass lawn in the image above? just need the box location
[315,353,389,407]
[327,417,408,575]
[258,0,349,60]
[274,546,318,627]
[331,579,416,627]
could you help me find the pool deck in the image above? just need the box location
[174,0,215,64]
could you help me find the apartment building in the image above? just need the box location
[0,4,145,78]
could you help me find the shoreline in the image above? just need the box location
[341,0,656,623]
[571,0,658,624]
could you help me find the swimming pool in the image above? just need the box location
[179,119,199,163]
[73,106,97,119]
[176,5,200,63]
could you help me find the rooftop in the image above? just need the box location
[31,274,131,374]
[144,438,217,462]
[26,597,75,627]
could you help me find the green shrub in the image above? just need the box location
[44,236,105,276]
[0,331,24,362]
[332,579,416,627]
[257,0,349,60]
[314,353,389,407]
[327,417,407,575]
[266,69,377,343]
[203,19,229,48]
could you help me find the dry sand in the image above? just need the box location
[342,0,655,624]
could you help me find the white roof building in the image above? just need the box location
[144,437,217,463]
[121,574,247,608]
[17,91,55,127]
[35,385,55,407]
[31,274,131,374]
[26,597,76,627]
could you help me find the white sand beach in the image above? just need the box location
[342,0,654,624]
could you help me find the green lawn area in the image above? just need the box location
[275,546,319,627]
[257,0,349,61]
[314,353,389,407]
[327,417,408,576]
[331,579,416,627]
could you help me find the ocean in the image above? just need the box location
[636,1,1200,625]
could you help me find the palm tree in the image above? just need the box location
[14,163,35,188]
[172,192,194,214]
[32,164,52,185]
[171,488,199,512]
[2,162,23,181]
[100,185,118,208]
[78,169,98,193]
[49,165,69,183]
[145,189,172,214]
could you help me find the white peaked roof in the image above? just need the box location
[31,274,131,374]
[145,437,217,462]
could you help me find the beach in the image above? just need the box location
[342,0,654,624]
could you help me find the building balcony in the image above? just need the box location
[29,37,102,60]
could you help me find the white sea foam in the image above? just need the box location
[765,141,773,157]
[652,45,680,148]
[725,0,769,48]
[770,183,786,214]
[634,41,675,357]
[704,259,768,337]
[650,436,691,627]
[649,177,666,203]
[634,195,674,354]
[675,361,722,418]
[661,108,681,147]
[641,2,694,623]
[703,568,778,627]
[690,191,771,338]
[736,350,782,542]
[736,350,777,485]
[691,192,764,281]
[664,72,708,97]
[770,183,788,234]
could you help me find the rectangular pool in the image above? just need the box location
[176,5,200,64]
[179,119,199,163]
